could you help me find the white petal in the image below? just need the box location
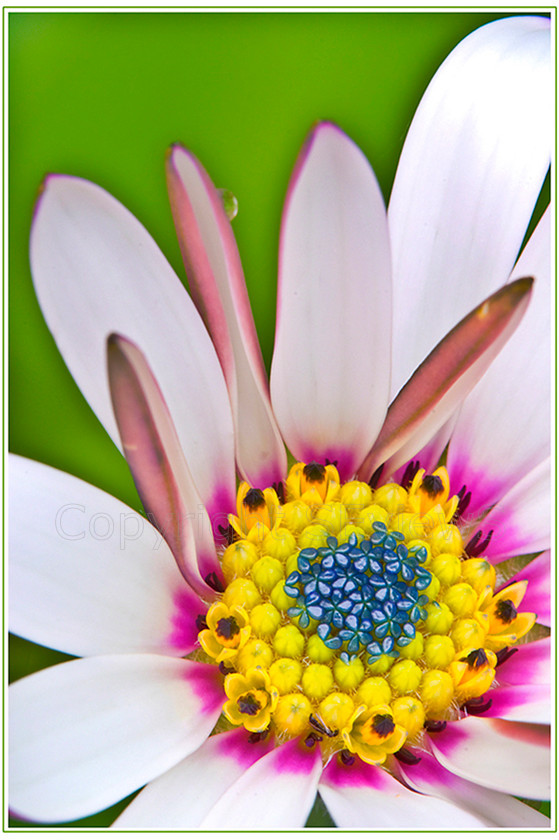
[480,457,551,562]
[200,737,323,828]
[9,455,205,657]
[9,655,223,824]
[319,757,488,828]
[447,208,551,513]
[30,175,236,521]
[271,122,392,480]
[167,147,287,488]
[115,729,272,828]
[400,752,549,828]
[429,717,550,799]
[389,16,551,397]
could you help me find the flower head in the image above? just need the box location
[10,16,551,830]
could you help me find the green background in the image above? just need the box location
[8,9,549,827]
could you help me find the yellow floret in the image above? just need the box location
[221,540,259,583]
[356,504,390,535]
[250,603,281,639]
[315,502,349,535]
[251,556,284,593]
[333,656,365,690]
[269,658,303,695]
[319,692,355,731]
[236,638,274,672]
[306,634,336,663]
[387,660,422,694]
[429,523,463,556]
[298,524,331,549]
[273,625,305,658]
[423,635,456,669]
[420,670,455,716]
[357,677,392,707]
[273,693,312,737]
[262,527,297,561]
[373,483,408,515]
[302,664,334,700]
[443,583,477,617]
[430,553,461,587]
[223,578,262,610]
[340,481,373,515]
[391,696,425,739]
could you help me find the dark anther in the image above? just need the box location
[465,529,493,557]
[195,614,208,632]
[496,647,518,667]
[465,529,482,556]
[424,719,447,733]
[218,523,237,545]
[238,692,261,716]
[324,457,339,468]
[248,728,269,743]
[463,696,493,715]
[216,616,240,640]
[304,732,323,748]
[309,713,338,738]
[368,464,384,490]
[243,487,266,511]
[205,571,225,592]
[460,648,488,669]
[453,486,472,522]
[495,598,518,624]
[420,473,444,497]
[401,459,421,489]
[394,747,421,765]
[340,749,355,766]
[371,713,395,738]
[273,481,286,504]
[303,462,326,482]
[218,661,236,676]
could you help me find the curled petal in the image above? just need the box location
[107,334,220,598]
[166,146,287,487]
[359,278,533,480]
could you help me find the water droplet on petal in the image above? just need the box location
[218,188,238,220]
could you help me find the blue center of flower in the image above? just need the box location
[284,525,432,663]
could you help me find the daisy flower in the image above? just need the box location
[9,16,551,828]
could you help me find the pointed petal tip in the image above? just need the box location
[166,142,193,165]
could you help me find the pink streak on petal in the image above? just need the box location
[321,754,389,789]
[300,445,357,483]
[167,588,206,653]
[183,661,225,716]
[217,728,273,766]
[496,637,550,686]
[206,483,237,543]
[448,457,509,515]
[271,738,322,775]
[399,751,461,792]
[490,719,551,748]
[484,684,550,721]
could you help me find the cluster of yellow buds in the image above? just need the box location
[196,461,537,766]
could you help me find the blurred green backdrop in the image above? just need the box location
[8,9,546,827]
